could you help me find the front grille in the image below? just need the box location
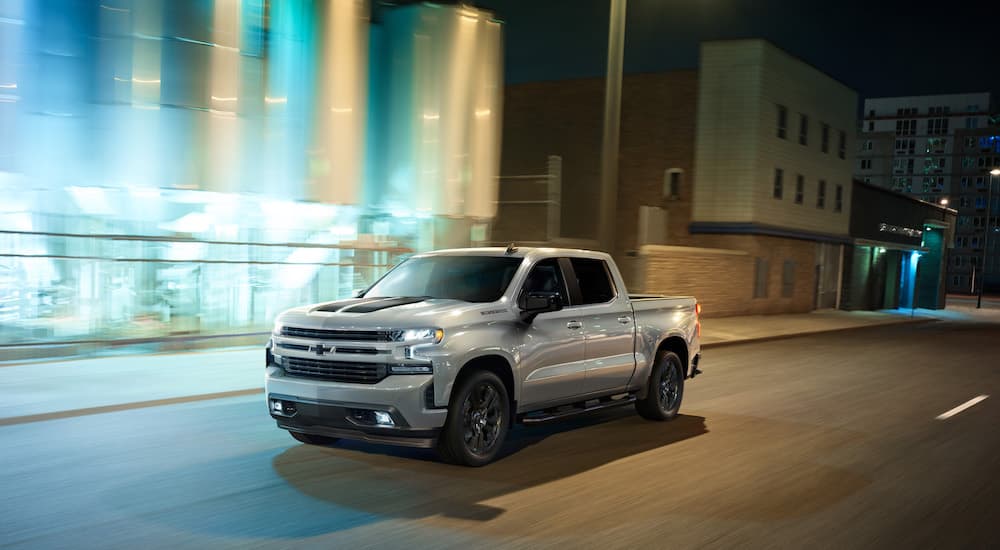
[276,342,310,351]
[284,357,388,384]
[281,326,400,341]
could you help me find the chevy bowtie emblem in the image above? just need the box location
[310,344,334,356]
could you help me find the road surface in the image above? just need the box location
[3,320,999,549]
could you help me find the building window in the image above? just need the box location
[868,121,874,131]
[781,260,795,298]
[868,109,875,118]
[821,123,830,153]
[966,117,978,129]
[773,168,784,199]
[665,169,682,200]
[795,174,804,204]
[834,184,843,212]
[776,104,787,139]
[817,180,826,209]
[799,114,809,145]
[838,130,846,159]
[864,140,873,151]
[753,258,769,298]
[860,159,872,170]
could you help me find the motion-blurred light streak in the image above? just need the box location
[0,1,502,348]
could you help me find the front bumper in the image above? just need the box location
[265,365,448,437]
[270,393,440,448]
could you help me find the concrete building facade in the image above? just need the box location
[495,39,860,316]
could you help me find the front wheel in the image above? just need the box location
[635,350,685,421]
[437,370,510,466]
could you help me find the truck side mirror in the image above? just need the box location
[519,291,563,323]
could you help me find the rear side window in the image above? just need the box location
[569,258,615,304]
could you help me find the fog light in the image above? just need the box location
[389,363,432,374]
[373,411,394,426]
[271,400,282,412]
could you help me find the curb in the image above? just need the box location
[0,388,264,427]
[700,316,937,349]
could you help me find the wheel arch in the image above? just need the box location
[657,336,690,378]
[453,354,517,423]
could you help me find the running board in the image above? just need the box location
[520,394,637,425]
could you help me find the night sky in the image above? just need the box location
[472,0,1000,105]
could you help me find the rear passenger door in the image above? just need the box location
[566,257,636,395]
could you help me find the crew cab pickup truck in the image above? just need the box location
[266,247,701,466]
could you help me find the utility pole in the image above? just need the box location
[598,0,626,254]
[979,169,1000,308]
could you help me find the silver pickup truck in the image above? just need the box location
[266,247,701,466]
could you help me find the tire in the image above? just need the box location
[290,431,339,446]
[437,369,510,467]
[635,350,685,421]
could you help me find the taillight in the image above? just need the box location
[695,303,702,316]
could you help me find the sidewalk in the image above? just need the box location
[0,308,971,424]
[699,308,933,347]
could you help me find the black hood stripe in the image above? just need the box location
[340,297,427,313]
[313,298,368,313]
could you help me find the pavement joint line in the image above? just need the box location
[0,388,264,427]
[700,316,937,349]
[935,395,989,420]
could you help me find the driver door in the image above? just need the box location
[517,258,587,409]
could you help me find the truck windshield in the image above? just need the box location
[363,256,523,303]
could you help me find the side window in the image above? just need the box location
[569,258,616,304]
[521,259,569,306]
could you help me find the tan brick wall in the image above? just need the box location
[638,235,820,317]
[686,234,819,314]
[638,245,753,317]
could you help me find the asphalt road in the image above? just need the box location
[2,320,999,549]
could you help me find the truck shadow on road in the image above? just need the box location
[272,409,708,522]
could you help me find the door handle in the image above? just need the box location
[566,321,582,330]
[618,316,632,324]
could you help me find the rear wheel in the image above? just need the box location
[437,369,510,466]
[636,350,684,421]
[290,431,339,446]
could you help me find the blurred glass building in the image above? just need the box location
[0,0,502,350]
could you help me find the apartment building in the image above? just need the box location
[855,92,997,292]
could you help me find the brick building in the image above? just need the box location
[494,39,858,316]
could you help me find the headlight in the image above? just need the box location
[399,328,444,343]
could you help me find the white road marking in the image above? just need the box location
[936,395,989,420]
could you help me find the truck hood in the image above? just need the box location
[275,296,510,330]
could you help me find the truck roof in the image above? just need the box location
[415,246,612,261]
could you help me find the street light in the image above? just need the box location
[979,168,1000,308]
